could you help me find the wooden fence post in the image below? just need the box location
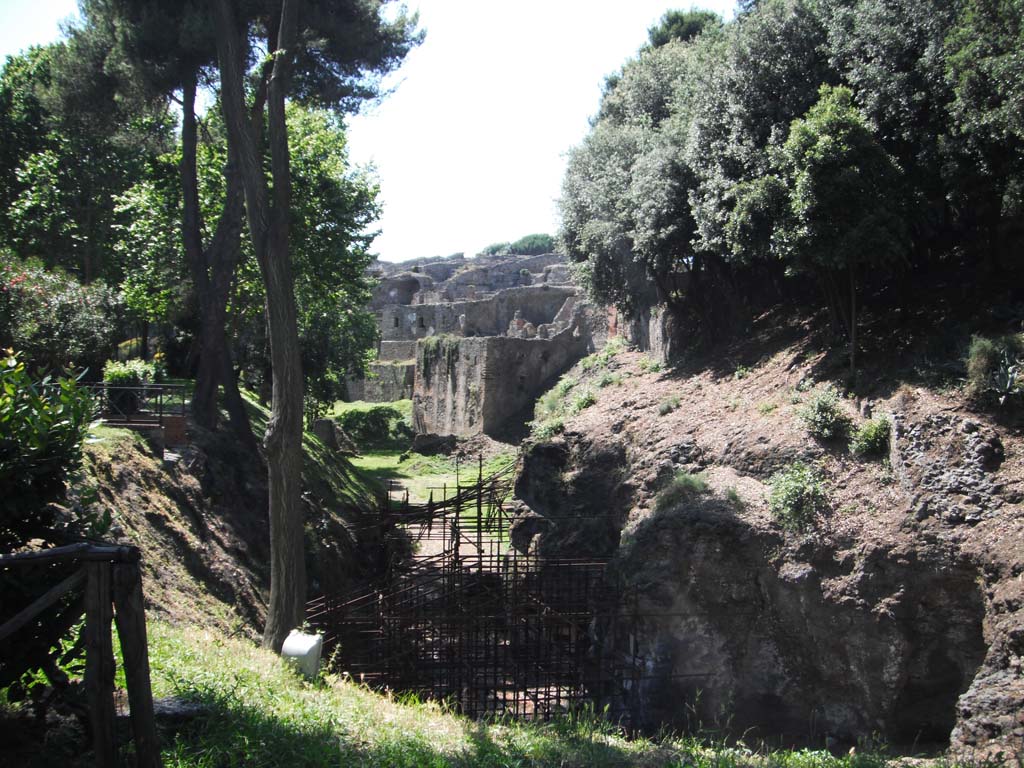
[113,561,162,768]
[84,561,117,768]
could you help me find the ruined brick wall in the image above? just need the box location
[413,323,589,437]
[380,285,576,342]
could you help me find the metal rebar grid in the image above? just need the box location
[307,461,645,720]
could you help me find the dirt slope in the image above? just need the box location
[83,410,385,639]
[514,314,1023,759]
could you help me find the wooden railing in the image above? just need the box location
[0,543,161,768]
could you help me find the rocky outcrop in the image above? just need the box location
[512,367,1023,756]
[615,499,986,748]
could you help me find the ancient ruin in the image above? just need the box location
[349,252,592,437]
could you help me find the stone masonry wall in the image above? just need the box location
[413,323,588,437]
[346,361,415,403]
[380,285,576,343]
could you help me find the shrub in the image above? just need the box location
[639,356,663,373]
[654,472,709,513]
[597,372,622,388]
[570,390,596,414]
[335,404,412,449]
[555,377,577,397]
[507,233,556,255]
[0,350,96,548]
[768,463,829,531]
[798,386,852,440]
[850,416,891,457]
[532,418,564,441]
[967,334,1024,404]
[658,395,680,415]
[102,358,158,415]
[0,257,121,377]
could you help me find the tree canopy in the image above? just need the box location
[559,0,1024,363]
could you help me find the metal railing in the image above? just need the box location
[85,383,189,426]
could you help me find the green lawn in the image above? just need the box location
[106,622,918,768]
[350,449,515,505]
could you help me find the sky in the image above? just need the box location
[0,0,737,263]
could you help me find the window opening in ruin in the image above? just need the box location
[393,317,399,328]
[419,317,425,329]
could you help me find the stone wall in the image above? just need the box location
[380,285,576,342]
[413,322,589,437]
[346,361,415,402]
[439,253,564,300]
[370,273,431,309]
[378,340,417,362]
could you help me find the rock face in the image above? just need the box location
[616,502,986,747]
[512,350,1024,757]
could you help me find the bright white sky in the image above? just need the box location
[1,0,736,263]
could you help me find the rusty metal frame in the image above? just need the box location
[307,459,644,720]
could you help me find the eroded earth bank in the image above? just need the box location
[511,328,1024,759]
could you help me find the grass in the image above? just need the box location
[328,398,413,422]
[579,337,627,373]
[350,449,516,504]
[659,395,681,416]
[654,472,710,513]
[638,356,663,374]
[241,390,383,512]
[3,620,934,768]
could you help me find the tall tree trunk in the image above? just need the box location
[214,0,306,652]
[181,72,257,450]
[848,261,857,384]
[180,76,217,428]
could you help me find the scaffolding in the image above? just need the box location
[306,458,642,720]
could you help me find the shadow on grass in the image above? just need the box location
[161,692,665,768]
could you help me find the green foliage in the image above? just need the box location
[102,358,158,386]
[227,105,381,415]
[0,350,95,548]
[967,334,1024,404]
[850,416,892,457]
[508,233,556,255]
[658,395,680,415]
[798,386,852,441]
[768,462,829,531]
[639,356,663,373]
[654,471,709,513]
[597,372,623,388]
[775,86,906,277]
[647,9,722,47]
[481,234,556,257]
[102,358,158,416]
[0,256,121,377]
[334,403,412,450]
[532,418,565,441]
[559,0,1024,358]
[570,390,597,414]
[0,44,170,283]
[480,241,510,256]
